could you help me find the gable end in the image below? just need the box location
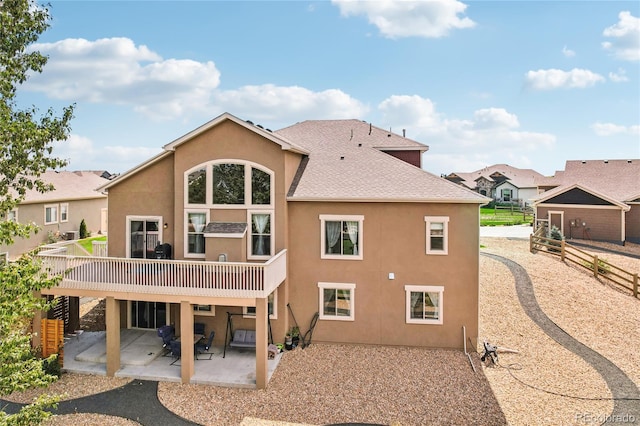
[544,188,613,206]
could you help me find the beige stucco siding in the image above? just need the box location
[1,197,107,259]
[107,155,175,258]
[171,120,301,259]
[287,201,480,350]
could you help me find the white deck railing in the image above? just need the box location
[37,249,287,299]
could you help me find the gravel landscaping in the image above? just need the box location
[3,236,637,425]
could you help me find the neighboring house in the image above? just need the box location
[532,159,640,245]
[445,164,545,207]
[36,113,488,388]
[1,170,110,260]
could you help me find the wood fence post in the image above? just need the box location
[593,254,599,278]
[634,273,638,298]
[561,240,565,261]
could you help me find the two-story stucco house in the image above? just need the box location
[37,113,488,388]
[1,170,110,260]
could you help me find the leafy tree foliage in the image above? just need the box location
[0,0,74,423]
[0,0,73,246]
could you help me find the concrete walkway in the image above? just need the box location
[482,252,640,424]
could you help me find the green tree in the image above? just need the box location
[79,219,87,239]
[0,0,74,423]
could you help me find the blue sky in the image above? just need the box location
[18,0,640,177]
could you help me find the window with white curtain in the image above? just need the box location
[248,210,273,259]
[424,216,449,255]
[320,214,364,260]
[186,211,207,257]
[405,285,444,325]
[318,282,355,321]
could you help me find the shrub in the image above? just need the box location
[548,225,563,252]
[584,258,610,275]
[42,355,61,378]
[79,219,88,239]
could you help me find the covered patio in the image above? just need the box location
[36,244,287,389]
[61,329,283,388]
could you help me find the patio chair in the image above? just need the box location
[169,340,181,365]
[194,322,205,336]
[195,331,215,360]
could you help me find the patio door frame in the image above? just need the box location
[125,216,169,330]
[126,215,163,259]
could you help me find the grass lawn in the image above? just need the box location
[78,236,106,254]
[480,207,533,226]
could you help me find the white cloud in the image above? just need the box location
[562,45,576,57]
[608,68,629,82]
[54,134,160,172]
[377,95,555,156]
[212,84,369,125]
[591,122,640,136]
[524,68,605,90]
[602,11,640,61]
[332,0,475,38]
[26,37,221,120]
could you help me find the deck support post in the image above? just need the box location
[180,300,194,383]
[105,297,121,376]
[255,297,268,389]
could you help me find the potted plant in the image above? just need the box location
[284,332,293,350]
[291,326,300,348]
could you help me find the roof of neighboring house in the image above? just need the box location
[276,119,486,203]
[446,164,546,190]
[20,171,109,204]
[533,159,640,203]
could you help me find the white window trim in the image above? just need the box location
[60,203,69,223]
[243,290,278,319]
[184,160,274,209]
[424,216,449,255]
[405,285,444,325]
[185,210,209,259]
[319,214,364,260]
[318,282,356,321]
[44,204,59,225]
[247,209,274,260]
[6,209,18,222]
[125,216,163,259]
[193,304,216,317]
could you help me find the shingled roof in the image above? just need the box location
[20,171,109,204]
[276,119,487,203]
[446,164,545,190]
[535,159,640,202]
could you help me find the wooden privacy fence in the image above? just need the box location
[41,318,64,365]
[530,229,639,300]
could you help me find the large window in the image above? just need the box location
[425,216,449,255]
[185,161,273,208]
[405,285,443,325]
[45,205,58,225]
[243,291,277,319]
[186,211,208,257]
[213,163,245,204]
[188,167,207,204]
[249,211,273,259]
[318,282,355,321]
[320,215,364,260]
[252,168,271,205]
